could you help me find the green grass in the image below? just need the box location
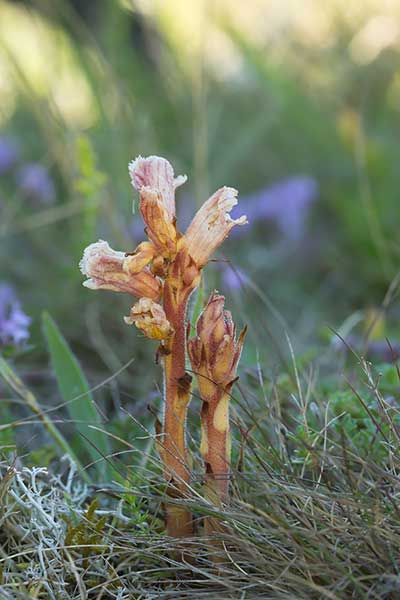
[2,340,400,598]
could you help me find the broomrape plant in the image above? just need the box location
[79,156,247,538]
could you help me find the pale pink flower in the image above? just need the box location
[128,155,186,219]
[79,240,161,300]
[185,187,247,268]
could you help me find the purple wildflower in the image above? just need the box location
[16,163,55,204]
[0,137,18,174]
[0,284,31,347]
[233,175,318,241]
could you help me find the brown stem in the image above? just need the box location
[201,393,231,551]
[161,280,193,537]
[201,393,231,504]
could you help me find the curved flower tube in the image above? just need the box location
[138,187,178,258]
[79,240,161,300]
[129,155,187,220]
[185,187,247,268]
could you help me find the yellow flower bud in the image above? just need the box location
[125,297,174,340]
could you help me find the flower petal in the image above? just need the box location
[80,240,161,300]
[128,155,186,219]
[123,241,156,274]
[139,187,177,257]
[185,187,247,267]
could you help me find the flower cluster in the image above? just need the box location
[80,155,247,340]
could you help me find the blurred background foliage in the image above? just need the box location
[1,0,400,461]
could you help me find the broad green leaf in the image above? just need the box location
[42,312,111,481]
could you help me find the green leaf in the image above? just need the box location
[42,312,111,481]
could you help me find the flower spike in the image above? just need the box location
[80,154,247,544]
